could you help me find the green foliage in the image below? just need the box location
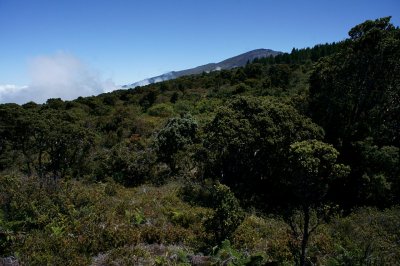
[104,178,118,196]
[256,42,341,65]
[93,244,194,265]
[45,98,65,110]
[125,208,146,225]
[147,103,175,117]
[328,207,400,265]
[170,91,179,103]
[348,16,395,39]
[99,140,156,186]
[232,215,293,264]
[309,16,399,147]
[0,106,94,179]
[139,90,158,111]
[286,140,349,266]
[203,96,323,209]
[0,176,211,264]
[173,100,194,115]
[204,183,244,244]
[287,140,350,206]
[211,240,249,265]
[308,16,400,208]
[269,64,291,88]
[155,114,197,173]
[355,138,400,205]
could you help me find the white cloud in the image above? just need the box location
[0,84,29,103]
[0,52,117,104]
[0,84,28,94]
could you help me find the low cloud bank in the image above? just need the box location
[0,52,116,104]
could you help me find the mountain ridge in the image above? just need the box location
[124,48,281,88]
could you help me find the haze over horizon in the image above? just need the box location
[0,0,399,104]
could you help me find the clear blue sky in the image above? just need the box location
[0,0,399,102]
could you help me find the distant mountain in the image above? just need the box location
[124,49,281,88]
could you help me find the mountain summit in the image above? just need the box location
[124,49,281,88]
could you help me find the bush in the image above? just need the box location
[99,141,156,186]
[328,207,400,265]
[147,103,174,117]
[204,183,245,244]
[232,215,293,264]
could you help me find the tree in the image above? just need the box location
[170,92,179,103]
[44,116,94,179]
[0,106,93,179]
[139,90,157,111]
[203,96,324,209]
[45,98,65,110]
[286,140,350,266]
[269,64,291,88]
[308,17,400,207]
[0,104,46,175]
[155,114,197,173]
[354,138,400,206]
[309,17,400,147]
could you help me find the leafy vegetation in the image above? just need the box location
[0,17,399,265]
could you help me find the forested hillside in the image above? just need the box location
[1,17,399,265]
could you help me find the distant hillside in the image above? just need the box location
[124,48,281,88]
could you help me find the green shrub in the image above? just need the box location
[204,183,245,244]
[232,215,293,264]
[100,141,156,186]
[173,100,194,114]
[147,103,174,117]
[327,207,400,265]
[104,178,118,196]
[211,240,249,265]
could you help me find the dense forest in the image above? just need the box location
[0,17,399,265]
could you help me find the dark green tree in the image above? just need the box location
[139,90,157,111]
[44,116,94,179]
[203,96,324,209]
[0,104,46,175]
[269,64,291,88]
[354,138,400,206]
[286,140,350,266]
[309,17,400,207]
[155,114,197,173]
[170,92,179,103]
[0,106,93,179]
[45,98,65,110]
[309,17,400,147]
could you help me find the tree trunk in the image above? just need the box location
[300,205,310,266]
[37,149,43,178]
[21,146,32,176]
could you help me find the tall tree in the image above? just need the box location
[286,140,350,266]
[203,96,324,209]
[309,17,400,147]
[309,17,400,207]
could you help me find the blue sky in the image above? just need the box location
[0,0,399,103]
